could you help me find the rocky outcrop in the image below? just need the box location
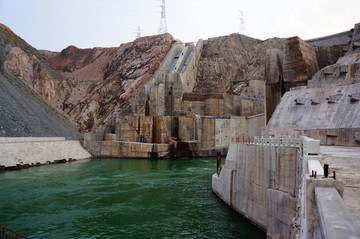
[0,23,175,132]
[283,37,343,89]
[308,23,360,89]
[264,37,345,123]
[194,34,285,97]
[266,23,360,146]
[283,37,319,87]
[45,34,175,131]
[0,24,80,138]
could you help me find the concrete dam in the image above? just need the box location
[1,17,360,239]
[212,137,360,238]
[85,38,265,158]
[213,22,360,239]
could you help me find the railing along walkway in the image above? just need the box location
[1,225,29,239]
[232,136,302,148]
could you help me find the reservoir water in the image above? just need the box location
[0,158,265,239]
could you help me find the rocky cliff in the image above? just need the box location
[0,23,175,131]
[194,34,285,96]
[45,34,174,131]
[0,24,80,138]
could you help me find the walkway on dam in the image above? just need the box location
[321,146,360,224]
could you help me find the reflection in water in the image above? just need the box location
[0,158,265,239]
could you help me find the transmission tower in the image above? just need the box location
[158,0,168,35]
[136,26,142,39]
[238,10,246,35]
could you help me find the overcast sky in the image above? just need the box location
[0,0,359,51]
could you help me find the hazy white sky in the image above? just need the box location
[0,0,359,51]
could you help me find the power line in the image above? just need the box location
[158,0,168,34]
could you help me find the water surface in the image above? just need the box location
[0,158,265,239]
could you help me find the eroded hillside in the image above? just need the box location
[0,23,175,131]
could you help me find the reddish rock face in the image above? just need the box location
[194,33,285,96]
[0,23,175,132]
[49,34,174,131]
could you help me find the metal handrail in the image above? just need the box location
[232,136,302,147]
[0,225,29,239]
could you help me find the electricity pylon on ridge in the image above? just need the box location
[136,26,142,39]
[238,10,246,35]
[158,0,168,35]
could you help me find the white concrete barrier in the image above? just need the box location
[0,140,91,167]
[315,187,360,239]
[0,137,66,143]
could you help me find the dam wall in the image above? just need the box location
[85,114,265,158]
[212,139,302,237]
[0,137,91,169]
[267,83,360,146]
[306,30,352,47]
[212,137,360,238]
[178,40,203,93]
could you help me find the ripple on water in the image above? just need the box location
[0,158,265,239]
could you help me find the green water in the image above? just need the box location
[0,158,265,239]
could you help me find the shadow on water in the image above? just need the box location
[0,158,265,239]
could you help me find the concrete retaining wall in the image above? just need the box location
[0,137,65,143]
[212,136,360,238]
[100,141,169,158]
[306,31,351,47]
[179,40,203,93]
[0,139,91,168]
[212,142,301,236]
[267,83,360,146]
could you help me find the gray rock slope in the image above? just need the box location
[0,70,80,138]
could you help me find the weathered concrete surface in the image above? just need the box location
[320,146,360,224]
[212,142,301,237]
[179,40,203,93]
[306,30,352,47]
[115,115,170,144]
[211,137,359,239]
[308,23,360,89]
[315,187,360,239]
[0,138,91,168]
[305,176,345,239]
[267,83,360,146]
[265,49,284,123]
[100,141,169,158]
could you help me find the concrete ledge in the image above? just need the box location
[308,159,324,175]
[315,187,360,239]
[0,140,91,167]
[211,168,233,205]
[0,137,66,143]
